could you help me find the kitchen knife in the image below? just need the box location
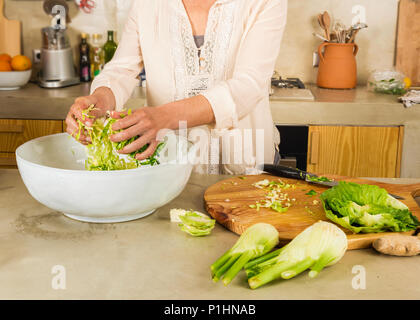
[262,164,405,200]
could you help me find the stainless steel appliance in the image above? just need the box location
[270,74,315,101]
[37,0,79,88]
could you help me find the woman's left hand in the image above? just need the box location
[110,107,169,161]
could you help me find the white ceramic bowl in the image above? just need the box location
[16,133,193,223]
[0,70,32,90]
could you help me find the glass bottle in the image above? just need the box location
[103,31,118,64]
[79,33,91,82]
[90,33,104,79]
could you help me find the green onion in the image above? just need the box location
[306,175,332,183]
[306,190,317,196]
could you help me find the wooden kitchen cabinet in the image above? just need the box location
[307,125,404,178]
[0,119,63,167]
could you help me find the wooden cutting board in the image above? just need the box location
[0,0,21,57]
[396,0,420,86]
[204,175,420,250]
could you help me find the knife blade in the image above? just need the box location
[262,164,405,200]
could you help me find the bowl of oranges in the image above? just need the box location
[0,53,32,90]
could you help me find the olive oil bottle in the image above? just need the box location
[103,31,118,64]
[90,33,104,79]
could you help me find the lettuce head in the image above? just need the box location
[320,182,419,233]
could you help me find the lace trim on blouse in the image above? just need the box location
[170,0,237,100]
[170,0,237,174]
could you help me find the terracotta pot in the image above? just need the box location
[317,42,359,89]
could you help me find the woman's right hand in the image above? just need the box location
[65,87,116,145]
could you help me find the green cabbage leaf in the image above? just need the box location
[320,181,419,233]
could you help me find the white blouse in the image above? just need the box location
[91,0,288,174]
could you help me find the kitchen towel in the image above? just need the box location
[400,90,420,108]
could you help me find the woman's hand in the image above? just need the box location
[65,87,116,144]
[109,95,214,161]
[110,107,170,161]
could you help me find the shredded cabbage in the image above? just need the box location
[76,106,164,171]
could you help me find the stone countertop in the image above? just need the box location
[1,82,419,127]
[0,169,419,300]
[270,84,420,126]
[0,82,414,122]
[0,83,147,121]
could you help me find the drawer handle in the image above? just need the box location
[0,155,16,166]
[0,124,24,133]
[309,131,320,165]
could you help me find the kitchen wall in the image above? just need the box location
[278,0,399,84]
[4,0,130,63]
[5,0,399,84]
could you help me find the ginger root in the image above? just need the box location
[373,234,420,257]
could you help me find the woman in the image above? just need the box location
[66,0,288,174]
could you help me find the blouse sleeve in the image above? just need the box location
[201,0,287,129]
[90,0,143,111]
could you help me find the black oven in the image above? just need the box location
[276,125,308,171]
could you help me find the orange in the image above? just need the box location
[0,60,12,72]
[0,53,12,64]
[11,55,32,71]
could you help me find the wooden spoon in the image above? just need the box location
[317,14,324,29]
[318,14,329,42]
[322,11,331,41]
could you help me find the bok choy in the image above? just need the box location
[211,223,279,285]
[245,221,347,289]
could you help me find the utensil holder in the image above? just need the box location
[317,42,359,89]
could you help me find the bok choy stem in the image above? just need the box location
[246,221,348,289]
[244,248,283,270]
[210,223,279,285]
[222,251,254,285]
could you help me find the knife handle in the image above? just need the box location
[263,164,307,181]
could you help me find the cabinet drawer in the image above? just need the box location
[0,152,16,166]
[307,125,404,178]
[0,119,63,153]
